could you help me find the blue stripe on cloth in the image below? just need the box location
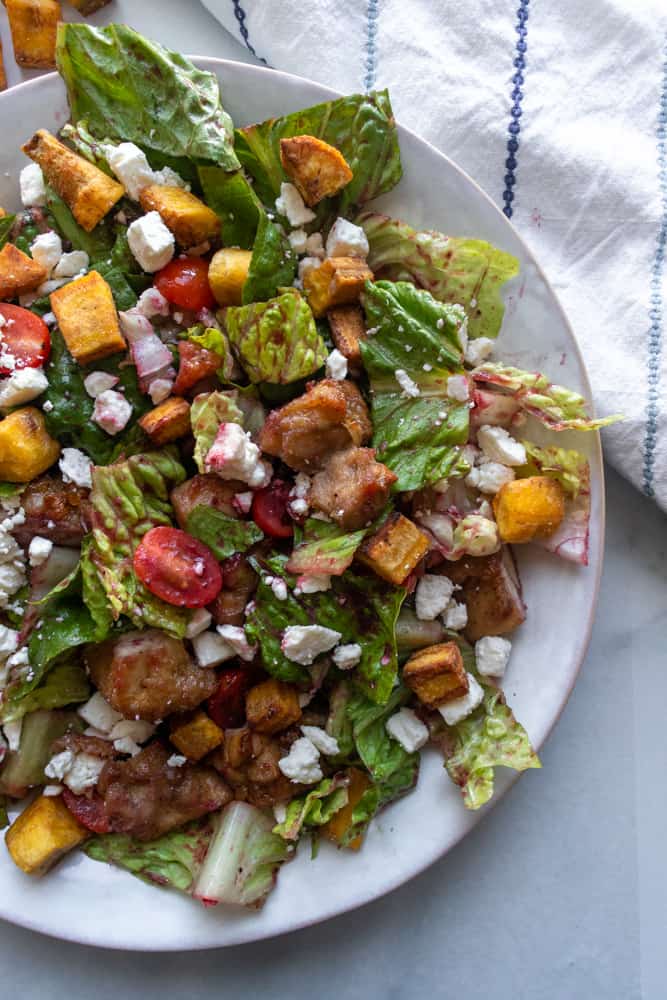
[230,0,268,65]
[642,36,667,497]
[502,1,531,219]
[365,0,380,92]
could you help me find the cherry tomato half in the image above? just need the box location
[251,480,293,539]
[62,789,111,834]
[154,257,216,312]
[0,304,50,374]
[172,341,222,397]
[207,668,250,729]
[133,526,223,608]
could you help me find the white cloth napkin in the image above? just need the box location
[204,0,667,508]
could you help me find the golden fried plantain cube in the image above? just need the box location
[65,0,111,13]
[170,710,224,762]
[327,305,366,372]
[493,475,566,544]
[139,185,220,249]
[245,679,302,735]
[6,794,88,875]
[139,397,191,446]
[0,38,7,91]
[6,0,60,70]
[22,129,125,232]
[357,513,430,586]
[50,271,126,366]
[403,641,469,709]
[303,257,373,317]
[0,243,47,300]
[322,767,372,851]
[0,408,60,482]
[279,135,353,207]
[208,248,252,307]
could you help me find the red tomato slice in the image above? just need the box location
[207,668,250,729]
[154,257,216,312]
[62,789,111,834]
[172,341,222,396]
[133,526,223,608]
[252,480,293,539]
[0,304,51,374]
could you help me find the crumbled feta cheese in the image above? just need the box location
[30,232,63,276]
[59,447,92,489]
[3,719,22,752]
[443,599,468,631]
[288,228,308,254]
[475,636,512,677]
[20,163,46,207]
[395,369,420,398]
[297,256,322,283]
[83,371,119,398]
[278,737,323,783]
[192,630,235,668]
[466,461,515,495]
[127,212,175,273]
[0,525,27,612]
[28,536,53,567]
[477,425,527,466]
[233,491,253,515]
[43,784,63,796]
[153,165,189,190]
[77,692,123,734]
[0,626,19,658]
[206,422,272,488]
[36,278,68,296]
[290,498,308,516]
[464,337,494,366]
[92,389,133,435]
[0,367,48,408]
[386,708,429,753]
[439,673,484,726]
[281,624,342,665]
[332,642,362,670]
[305,232,325,258]
[270,577,288,601]
[185,607,213,639]
[297,574,332,594]
[446,374,470,402]
[148,377,173,405]
[325,218,369,259]
[167,754,187,768]
[325,349,348,381]
[275,182,316,227]
[105,142,156,200]
[415,574,454,621]
[42,312,56,328]
[292,473,311,499]
[300,725,340,756]
[273,802,287,824]
[44,750,75,782]
[53,250,89,278]
[113,737,142,757]
[110,719,155,744]
[216,625,257,662]
[135,287,170,319]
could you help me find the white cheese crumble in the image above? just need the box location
[325,348,348,381]
[443,600,468,631]
[446,374,470,402]
[135,287,170,318]
[83,371,119,398]
[20,163,46,207]
[206,422,272,488]
[278,737,323,783]
[44,750,75,782]
[464,337,494,366]
[59,447,92,489]
[475,636,512,677]
[216,625,257,662]
[43,784,63,796]
[127,212,175,273]
[466,461,515,495]
[28,536,53,567]
[167,754,187,768]
[297,255,322,283]
[30,232,63,276]
[104,142,156,200]
[281,624,342,665]
[325,218,369,259]
[477,425,527,466]
[395,369,420,398]
[113,737,142,757]
[0,367,48,408]
[305,232,325,258]
[296,574,332,594]
[275,182,316,227]
[288,229,308,254]
[192,630,235,668]
[148,377,173,404]
[415,574,454,621]
[53,250,89,279]
[109,719,155,744]
[438,673,484,726]
[385,708,429,753]
[331,642,362,670]
[77,692,123,734]
[185,607,213,639]
[93,389,133,436]
[300,725,340,756]
[270,577,288,601]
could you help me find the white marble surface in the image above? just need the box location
[0,3,665,996]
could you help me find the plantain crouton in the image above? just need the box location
[304,257,374,317]
[0,243,47,300]
[322,767,372,851]
[403,641,469,709]
[246,679,302,735]
[65,0,111,13]
[326,305,366,372]
[357,513,430,586]
[279,135,353,207]
[139,397,191,446]
[170,710,224,762]
[493,476,566,544]
[208,248,252,307]
[0,38,7,91]
[6,794,88,875]
[6,0,61,70]
[50,271,126,366]
[139,185,220,249]
[0,408,60,482]
[22,130,125,232]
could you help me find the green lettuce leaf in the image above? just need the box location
[81,536,115,638]
[198,166,262,250]
[472,363,622,431]
[518,442,588,498]
[190,390,244,473]
[286,518,367,576]
[325,680,355,758]
[56,24,239,170]
[0,661,90,725]
[186,506,263,560]
[273,776,349,842]
[242,214,297,304]
[60,120,114,173]
[235,90,401,214]
[0,215,16,251]
[185,325,236,382]
[0,709,83,796]
[89,449,190,636]
[45,186,115,263]
[225,290,326,384]
[358,212,520,340]
[86,819,214,893]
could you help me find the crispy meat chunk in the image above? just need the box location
[170,473,245,530]
[210,726,301,808]
[259,378,372,472]
[208,553,258,628]
[51,732,115,759]
[98,742,231,841]
[439,547,526,642]
[310,446,397,530]
[13,474,90,548]
[86,630,218,723]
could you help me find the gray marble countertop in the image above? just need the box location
[0,4,665,997]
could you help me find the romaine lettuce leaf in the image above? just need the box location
[235,90,401,214]
[81,536,115,638]
[519,442,588,498]
[45,186,115,263]
[0,661,90,725]
[186,506,263,560]
[225,290,326,384]
[185,325,237,382]
[56,24,239,170]
[325,681,355,758]
[190,390,243,473]
[242,214,297,304]
[198,166,262,250]
[273,776,349,842]
[89,449,190,636]
[518,443,591,565]
[286,518,367,576]
[0,709,84,795]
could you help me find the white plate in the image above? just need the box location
[0,58,604,950]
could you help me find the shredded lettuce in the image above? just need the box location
[242,214,297,304]
[273,776,349,842]
[198,166,262,250]
[190,390,244,473]
[186,505,263,560]
[286,519,367,577]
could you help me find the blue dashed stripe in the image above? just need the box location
[642,37,667,497]
[502,1,530,219]
[365,0,380,92]
[231,0,268,65]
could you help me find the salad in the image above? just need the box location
[0,25,617,909]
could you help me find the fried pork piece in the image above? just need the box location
[98,742,232,841]
[208,553,258,628]
[210,726,301,808]
[310,446,397,530]
[170,473,245,529]
[86,630,218,723]
[259,378,372,472]
[51,732,116,759]
[13,474,90,548]
[327,305,366,372]
[439,546,526,642]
